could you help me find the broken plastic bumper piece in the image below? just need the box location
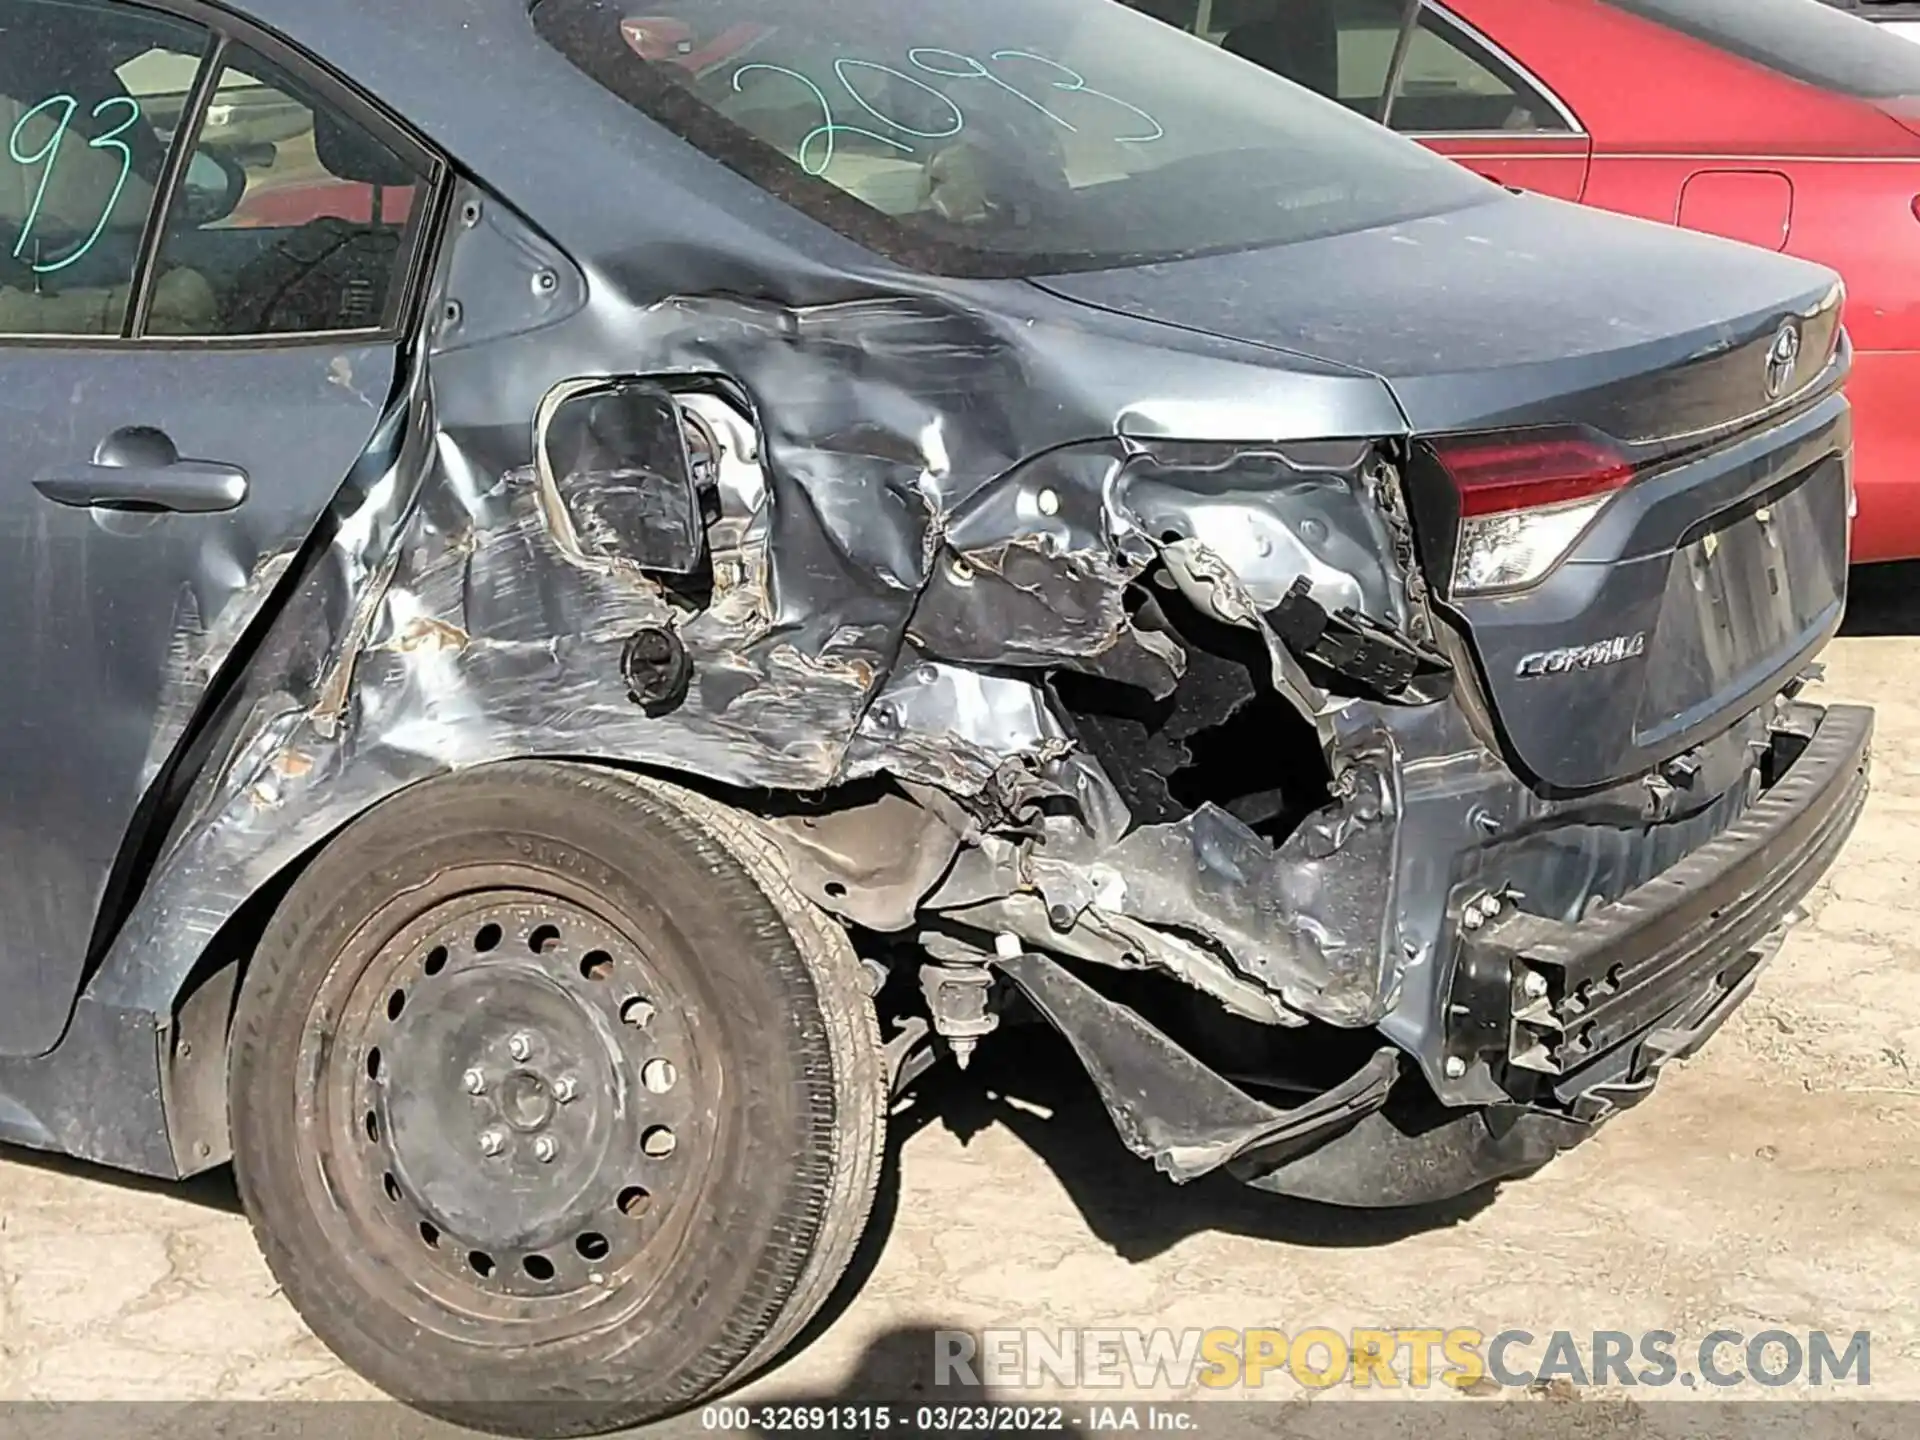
[990,948,1401,1185]
[1449,702,1871,1119]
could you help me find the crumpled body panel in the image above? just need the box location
[87,180,1447,1059]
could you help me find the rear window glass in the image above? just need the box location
[529,0,1491,277]
[1604,0,1920,97]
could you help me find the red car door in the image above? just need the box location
[1387,2,1593,200]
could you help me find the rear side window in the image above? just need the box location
[1196,0,1404,117]
[148,44,431,336]
[1141,1,1571,134]
[1604,0,1920,98]
[1391,9,1573,133]
[0,0,437,341]
[0,0,210,336]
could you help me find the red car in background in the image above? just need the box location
[1147,0,1920,561]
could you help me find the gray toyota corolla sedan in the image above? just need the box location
[0,0,1870,1428]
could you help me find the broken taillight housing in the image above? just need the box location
[1432,429,1636,595]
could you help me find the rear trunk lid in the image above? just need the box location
[1031,193,1851,792]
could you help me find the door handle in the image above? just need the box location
[33,425,248,514]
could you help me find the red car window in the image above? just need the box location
[1388,7,1574,133]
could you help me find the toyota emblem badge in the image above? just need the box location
[1765,319,1802,401]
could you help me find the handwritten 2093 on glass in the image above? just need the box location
[0,0,1870,1431]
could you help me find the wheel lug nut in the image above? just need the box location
[533,1136,558,1163]
[508,1032,533,1061]
[463,1068,487,1095]
[479,1128,506,1156]
[552,1076,577,1103]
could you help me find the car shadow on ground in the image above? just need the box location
[784,1018,1493,1371]
[922,1022,1490,1256]
[0,1012,1484,1261]
[754,1324,1026,1414]
[0,1141,242,1213]
[635,1326,1115,1439]
[1843,560,1920,635]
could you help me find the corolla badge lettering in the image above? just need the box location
[1515,632,1648,679]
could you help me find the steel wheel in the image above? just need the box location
[228,763,885,1436]
[315,888,700,1330]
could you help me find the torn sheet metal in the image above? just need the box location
[83,178,1444,1052]
[1027,756,1404,1027]
[763,787,962,933]
[909,445,1186,699]
[842,659,1072,798]
[1156,537,1338,744]
[932,892,1300,1027]
[1116,440,1411,624]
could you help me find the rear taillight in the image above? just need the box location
[1432,430,1636,595]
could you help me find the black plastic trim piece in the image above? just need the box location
[1461,701,1871,1081]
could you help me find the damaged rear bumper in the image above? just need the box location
[993,701,1870,1208]
[1452,700,1872,1119]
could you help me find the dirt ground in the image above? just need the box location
[3,569,1920,1422]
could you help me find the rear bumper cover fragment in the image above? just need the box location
[991,949,1399,1184]
[1458,701,1871,1107]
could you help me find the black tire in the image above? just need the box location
[228,762,886,1437]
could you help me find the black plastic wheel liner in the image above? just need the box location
[990,948,1400,1185]
[1229,1100,1592,1209]
[990,945,1595,1207]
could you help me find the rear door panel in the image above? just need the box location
[0,342,398,1056]
[0,0,436,1057]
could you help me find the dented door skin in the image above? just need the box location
[0,11,435,1059]
[0,343,402,1058]
[0,8,433,1058]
